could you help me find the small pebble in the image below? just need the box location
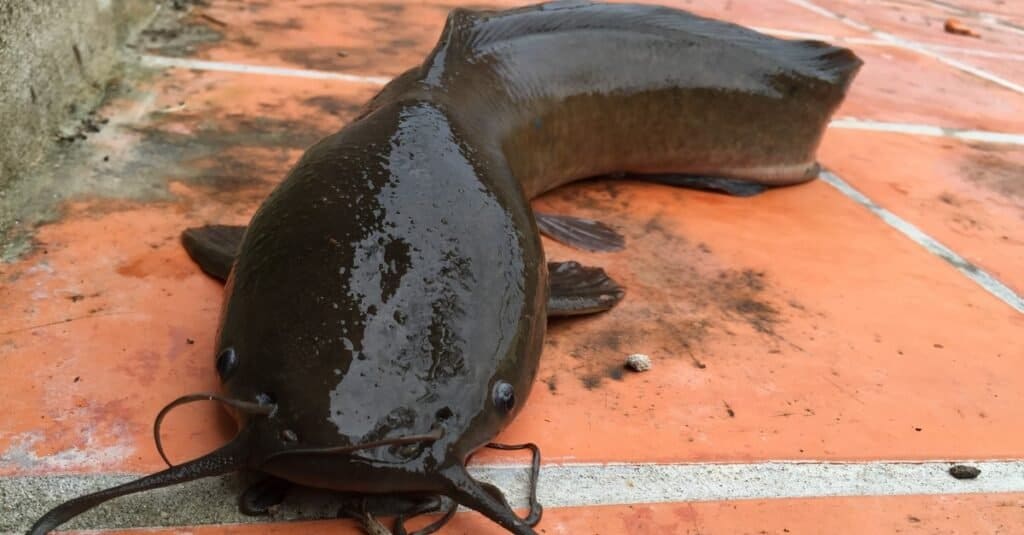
[948,464,981,479]
[625,353,652,372]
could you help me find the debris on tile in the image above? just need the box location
[687,349,707,369]
[55,113,109,143]
[948,464,981,479]
[624,353,652,372]
[723,401,736,417]
[197,12,228,27]
[943,19,980,38]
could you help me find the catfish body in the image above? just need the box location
[223,98,547,492]
[29,3,860,534]
[369,1,861,198]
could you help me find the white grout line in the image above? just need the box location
[3,459,1023,531]
[910,44,1024,62]
[139,55,392,86]
[783,0,1024,95]
[751,26,838,40]
[830,117,950,137]
[751,26,890,44]
[783,0,874,31]
[820,170,1024,313]
[874,31,1024,94]
[828,117,1024,145]
[753,25,1024,61]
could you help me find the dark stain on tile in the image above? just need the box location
[303,95,364,118]
[138,4,224,57]
[962,146,1024,203]
[252,17,304,31]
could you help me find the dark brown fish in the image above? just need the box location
[28,2,860,534]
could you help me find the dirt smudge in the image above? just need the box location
[710,270,780,335]
[961,148,1024,207]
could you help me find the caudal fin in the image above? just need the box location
[794,40,863,89]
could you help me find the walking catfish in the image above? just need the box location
[30,2,860,534]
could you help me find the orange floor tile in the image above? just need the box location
[815,0,1024,53]
[656,0,874,35]
[942,52,1024,92]
[836,44,1024,132]
[949,1,1021,18]
[820,129,1024,295]
[179,1,458,78]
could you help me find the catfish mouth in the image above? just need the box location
[28,391,454,534]
[152,391,448,470]
[258,426,446,464]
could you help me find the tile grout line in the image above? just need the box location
[4,459,1024,531]
[751,26,1024,61]
[138,55,393,85]
[876,30,1024,94]
[820,170,1024,313]
[782,0,873,31]
[828,117,1024,145]
[783,0,1024,95]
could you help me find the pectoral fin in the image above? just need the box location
[547,261,625,317]
[535,212,625,252]
[181,224,246,282]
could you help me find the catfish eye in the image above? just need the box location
[492,381,515,412]
[215,347,238,380]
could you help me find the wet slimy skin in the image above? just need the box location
[29,2,860,534]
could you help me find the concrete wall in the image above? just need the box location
[0,0,154,188]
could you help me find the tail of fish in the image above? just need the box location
[782,38,864,93]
